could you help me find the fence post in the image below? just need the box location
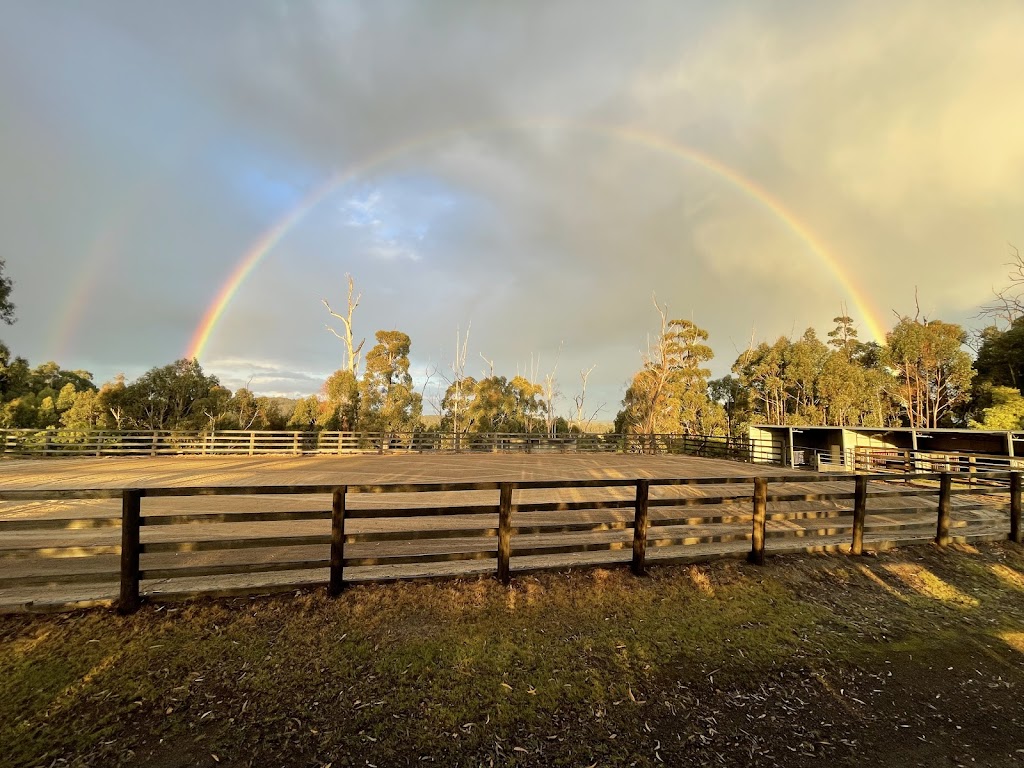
[936,472,952,547]
[851,474,868,555]
[1010,472,1022,545]
[748,477,768,566]
[631,479,651,576]
[497,482,513,585]
[329,486,347,596]
[118,489,143,614]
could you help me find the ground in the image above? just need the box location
[0,454,1011,610]
[2,541,1023,768]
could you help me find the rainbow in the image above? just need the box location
[50,222,123,361]
[50,176,168,362]
[186,120,886,360]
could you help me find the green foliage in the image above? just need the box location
[708,375,749,436]
[221,387,286,430]
[0,259,14,327]
[28,361,96,396]
[0,344,30,405]
[287,395,323,429]
[452,375,545,433]
[1,395,37,428]
[974,318,1024,392]
[0,356,96,428]
[732,320,901,428]
[59,390,106,430]
[439,375,477,433]
[968,385,1024,429]
[121,359,223,430]
[358,330,422,433]
[884,317,974,428]
[618,317,723,436]
[322,369,360,430]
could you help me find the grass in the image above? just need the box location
[2,542,1024,767]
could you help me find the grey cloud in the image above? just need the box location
[2,0,1021,417]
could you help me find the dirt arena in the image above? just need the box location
[0,452,787,490]
[0,454,1011,611]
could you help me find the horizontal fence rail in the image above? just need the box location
[799,445,1024,476]
[0,469,1020,614]
[0,428,778,462]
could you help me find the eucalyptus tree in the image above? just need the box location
[617,298,722,436]
[359,330,422,433]
[883,317,974,428]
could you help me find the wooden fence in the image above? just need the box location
[852,447,1024,476]
[0,428,773,462]
[0,470,1019,614]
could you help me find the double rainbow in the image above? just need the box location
[185,120,885,361]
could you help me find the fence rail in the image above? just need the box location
[1,469,1020,613]
[0,428,774,461]
[796,445,1024,476]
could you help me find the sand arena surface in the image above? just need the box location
[0,454,1011,611]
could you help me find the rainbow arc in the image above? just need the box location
[184,120,885,361]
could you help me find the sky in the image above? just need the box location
[2,0,1023,421]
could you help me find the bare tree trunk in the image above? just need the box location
[323,274,365,376]
[573,364,603,433]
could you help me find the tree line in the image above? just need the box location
[2,258,1024,435]
[615,250,1024,436]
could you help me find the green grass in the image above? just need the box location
[2,543,1024,767]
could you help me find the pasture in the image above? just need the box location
[2,544,1023,767]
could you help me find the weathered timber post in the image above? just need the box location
[329,486,347,596]
[631,479,651,576]
[249,431,255,456]
[851,474,868,555]
[936,472,952,547]
[1010,472,1022,545]
[118,489,143,614]
[497,482,513,585]
[748,477,768,566]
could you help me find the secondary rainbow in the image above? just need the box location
[186,120,886,360]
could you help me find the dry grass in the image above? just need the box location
[2,543,1024,767]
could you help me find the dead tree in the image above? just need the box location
[572,364,604,433]
[322,274,365,376]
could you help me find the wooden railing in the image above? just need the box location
[1,470,1019,614]
[0,428,773,461]
[852,447,1024,476]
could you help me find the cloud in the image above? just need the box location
[2,0,1022,417]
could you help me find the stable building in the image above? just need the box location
[748,425,1024,471]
